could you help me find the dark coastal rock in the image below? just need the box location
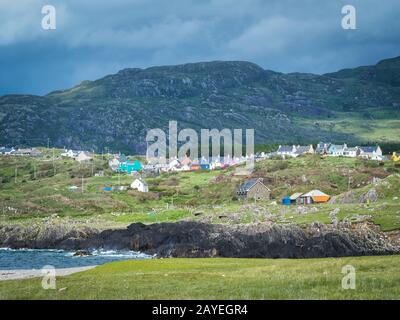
[0,221,399,259]
[0,224,99,250]
[73,250,92,257]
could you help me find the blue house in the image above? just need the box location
[200,164,210,170]
[118,160,142,173]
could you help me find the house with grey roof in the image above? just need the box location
[12,148,42,157]
[327,144,347,157]
[358,146,383,160]
[315,142,331,154]
[276,145,296,157]
[277,145,314,157]
[237,178,270,201]
[0,147,15,155]
[294,145,314,156]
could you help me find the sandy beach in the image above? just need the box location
[0,266,96,281]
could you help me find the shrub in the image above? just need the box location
[387,167,400,174]
[269,161,289,172]
[363,160,379,168]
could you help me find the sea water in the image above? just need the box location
[0,248,152,270]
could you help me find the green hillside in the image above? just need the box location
[1,58,400,154]
[1,151,399,231]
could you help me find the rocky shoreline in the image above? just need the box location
[1,221,399,258]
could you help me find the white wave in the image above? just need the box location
[89,249,153,258]
[0,247,153,259]
[0,248,64,253]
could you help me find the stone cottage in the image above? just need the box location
[236,178,271,201]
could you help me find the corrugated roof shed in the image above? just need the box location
[302,190,329,197]
[289,192,303,200]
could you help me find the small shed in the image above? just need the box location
[300,190,330,204]
[200,164,210,170]
[290,192,303,204]
[282,197,291,206]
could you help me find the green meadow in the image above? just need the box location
[1,256,399,299]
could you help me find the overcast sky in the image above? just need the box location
[1,0,399,95]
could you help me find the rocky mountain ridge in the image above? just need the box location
[1,57,399,153]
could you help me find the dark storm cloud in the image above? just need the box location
[0,0,399,95]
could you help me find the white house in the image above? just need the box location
[276,145,314,157]
[130,179,149,192]
[61,149,79,158]
[358,146,383,160]
[168,159,181,170]
[75,151,92,163]
[108,157,120,171]
[343,146,359,158]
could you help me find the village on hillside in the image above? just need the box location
[0,142,399,210]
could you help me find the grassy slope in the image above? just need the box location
[1,256,400,299]
[0,150,399,231]
[296,115,400,143]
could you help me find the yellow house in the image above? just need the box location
[391,152,400,162]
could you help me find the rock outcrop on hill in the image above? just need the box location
[1,221,398,258]
[1,57,400,153]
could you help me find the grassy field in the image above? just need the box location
[1,152,399,300]
[1,256,399,299]
[0,149,399,231]
[297,116,400,144]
